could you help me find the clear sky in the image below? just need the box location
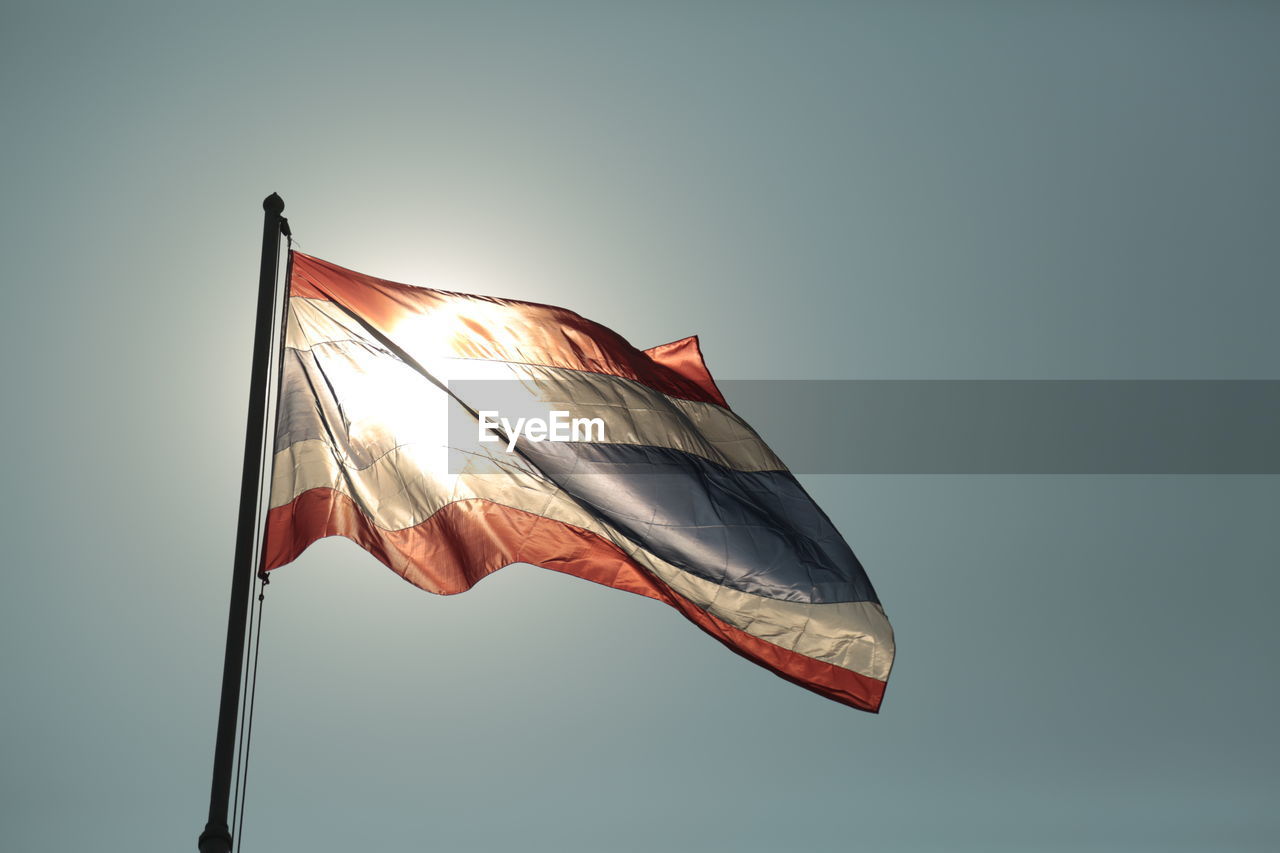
[2,2,1277,851]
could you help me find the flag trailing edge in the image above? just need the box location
[264,251,894,712]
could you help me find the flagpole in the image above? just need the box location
[199,193,287,853]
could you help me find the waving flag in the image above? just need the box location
[264,252,894,711]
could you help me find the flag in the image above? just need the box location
[264,251,894,711]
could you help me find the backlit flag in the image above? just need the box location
[264,252,894,711]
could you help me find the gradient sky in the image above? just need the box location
[2,3,1277,851]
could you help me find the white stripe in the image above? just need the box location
[269,437,892,680]
[284,296,381,352]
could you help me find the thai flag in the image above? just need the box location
[264,252,894,712]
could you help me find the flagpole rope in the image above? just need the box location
[228,561,259,835]
[234,573,269,851]
[231,395,274,835]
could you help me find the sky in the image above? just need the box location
[2,2,1277,851]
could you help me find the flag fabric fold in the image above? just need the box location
[264,251,894,712]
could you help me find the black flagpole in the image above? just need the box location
[199,193,287,853]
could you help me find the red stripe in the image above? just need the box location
[642,335,728,412]
[265,488,886,713]
[289,252,728,408]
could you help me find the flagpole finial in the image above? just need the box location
[263,193,285,214]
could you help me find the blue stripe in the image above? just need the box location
[521,441,879,605]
